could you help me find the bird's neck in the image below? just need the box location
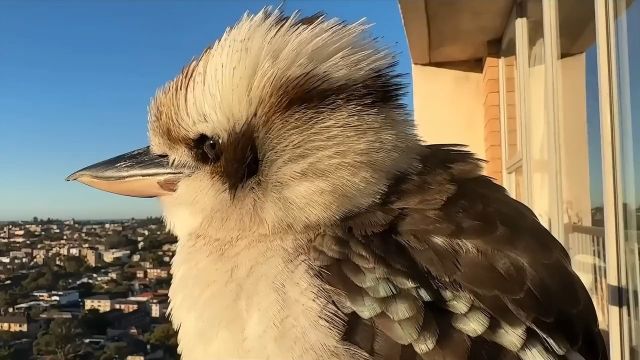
[167,231,344,360]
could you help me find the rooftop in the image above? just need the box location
[0,313,28,324]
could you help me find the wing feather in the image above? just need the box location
[314,144,607,359]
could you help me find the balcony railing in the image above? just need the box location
[565,223,608,330]
[566,223,640,340]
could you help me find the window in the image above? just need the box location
[500,8,526,203]
[524,0,554,231]
[612,0,640,357]
[499,0,612,333]
[550,0,608,331]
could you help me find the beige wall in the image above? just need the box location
[411,64,486,160]
[558,53,592,226]
[527,59,552,229]
[526,52,593,229]
[85,300,112,313]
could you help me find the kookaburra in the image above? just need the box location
[67,9,607,360]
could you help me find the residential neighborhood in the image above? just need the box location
[0,217,179,359]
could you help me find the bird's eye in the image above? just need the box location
[194,134,222,163]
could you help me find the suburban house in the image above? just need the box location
[398,0,639,358]
[84,294,117,313]
[32,290,80,305]
[113,299,141,314]
[149,297,169,319]
[0,313,29,332]
[146,267,170,280]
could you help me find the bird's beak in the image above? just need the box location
[66,146,185,198]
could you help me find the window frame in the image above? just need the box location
[499,5,530,204]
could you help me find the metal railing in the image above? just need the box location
[565,223,609,330]
[566,223,640,338]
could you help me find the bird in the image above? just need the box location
[66,8,608,360]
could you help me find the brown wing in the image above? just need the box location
[313,144,607,360]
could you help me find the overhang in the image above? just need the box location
[399,0,513,65]
[399,0,635,65]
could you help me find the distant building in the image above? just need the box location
[32,249,46,257]
[51,290,80,305]
[0,312,29,332]
[113,299,140,313]
[32,290,79,305]
[149,298,169,318]
[136,269,146,279]
[14,301,49,312]
[101,249,130,264]
[146,268,170,280]
[81,247,103,267]
[9,251,26,258]
[126,351,166,360]
[105,309,150,336]
[39,310,76,319]
[127,292,154,302]
[84,294,116,313]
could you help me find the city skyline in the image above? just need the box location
[0,0,412,220]
[2,1,637,221]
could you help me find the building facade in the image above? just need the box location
[149,297,169,319]
[146,267,170,280]
[84,294,114,313]
[399,0,640,358]
[113,299,140,313]
[0,313,29,332]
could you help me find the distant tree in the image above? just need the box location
[28,307,44,319]
[0,347,13,360]
[71,282,94,298]
[151,278,172,291]
[0,292,18,309]
[33,318,85,359]
[80,309,111,336]
[148,252,165,265]
[121,271,136,282]
[48,232,64,241]
[123,262,138,270]
[63,256,87,274]
[105,234,135,250]
[22,229,34,239]
[33,333,56,357]
[22,268,59,292]
[145,324,178,348]
[100,342,130,360]
[0,331,20,343]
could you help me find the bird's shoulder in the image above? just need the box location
[311,144,607,360]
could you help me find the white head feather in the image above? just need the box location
[149,9,421,359]
[149,8,420,239]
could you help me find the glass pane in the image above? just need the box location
[614,0,640,357]
[500,17,521,164]
[554,0,608,332]
[514,166,524,201]
[525,0,552,227]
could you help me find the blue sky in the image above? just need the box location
[0,0,412,220]
[1,1,637,221]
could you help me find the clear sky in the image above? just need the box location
[2,1,638,221]
[0,0,413,220]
